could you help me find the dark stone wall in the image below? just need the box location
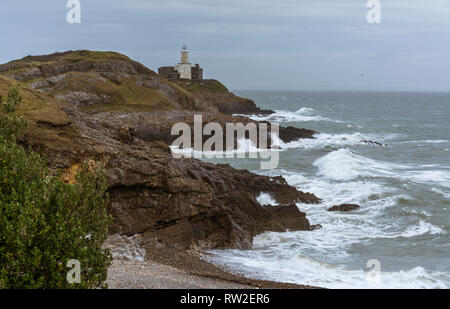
[158,66,179,81]
[158,64,203,80]
[192,64,203,80]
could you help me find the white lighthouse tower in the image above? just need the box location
[176,44,192,79]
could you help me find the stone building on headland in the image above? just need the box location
[158,45,203,81]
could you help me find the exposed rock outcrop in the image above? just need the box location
[328,204,360,212]
[175,79,274,115]
[0,51,323,251]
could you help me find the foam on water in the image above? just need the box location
[211,165,449,288]
[312,148,402,181]
[256,169,443,253]
[202,146,449,288]
[401,170,450,187]
[207,249,448,289]
[312,148,450,187]
[256,192,277,205]
[235,107,341,123]
[431,187,450,199]
[399,220,445,238]
[399,139,449,144]
[170,137,281,158]
[277,132,399,150]
[198,92,450,288]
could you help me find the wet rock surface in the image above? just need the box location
[328,204,360,212]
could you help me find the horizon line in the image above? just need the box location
[231,88,450,93]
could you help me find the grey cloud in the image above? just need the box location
[0,0,449,90]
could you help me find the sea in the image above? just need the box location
[177,91,450,289]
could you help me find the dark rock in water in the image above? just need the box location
[361,140,385,147]
[328,204,360,212]
[279,125,317,142]
[310,224,323,230]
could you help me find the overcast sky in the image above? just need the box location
[1,0,450,91]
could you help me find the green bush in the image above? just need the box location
[0,87,27,141]
[0,88,112,289]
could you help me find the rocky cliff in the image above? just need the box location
[0,50,322,251]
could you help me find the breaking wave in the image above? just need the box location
[235,107,341,123]
[312,148,450,186]
[277,132,399,150]
[207,246,448,289]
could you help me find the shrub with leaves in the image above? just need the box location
[0,88,112,289]
[0,87,27,141]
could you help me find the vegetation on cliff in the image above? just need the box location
[0,50,205,114]
[0,88,112,288]
[0,50,263,115]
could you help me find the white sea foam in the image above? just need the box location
[256,192,277,205]
[431,187,450,199]
[401,207,431,218]
[277,132,398,150]
[207,247,448,289]
[399,220,445,238]
[312,148,450,186]
[170,137,281,158]
[256,169,445,255]
[209,174,447,288]
[399,139,449,144]
[235,107,341,123]
[312,149,402,181]
[208,163,448,288]
[401,170,450,187]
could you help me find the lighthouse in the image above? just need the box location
[176,44,192,79]
[158,45,203,81]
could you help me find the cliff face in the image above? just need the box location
[0,51,321,251]
[0,50,261,115]
[0,50,315,144]
[175,79,270,115]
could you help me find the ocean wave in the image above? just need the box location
[170,137,281,158]
[235,107,341,123]
[401,170,450,187]
[398,139,449,144]
[277,132,397,150]
[401,207,431,218]
[235,168,449,288]
[431,187,450,199]
[207,248,448,289]
[399,220,445,238]
[270,169,392,206]
[258,169,445,247]
[312,149,402,181]
[312,148,450,186]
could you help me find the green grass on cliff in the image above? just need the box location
[43,71,175,114]
[20,50,132,65]
[0,75,70,126]
[0,75,81,151]
[0,51,236,115]
[177,79,229,95]
[1,51,175,114]
[3,51,133,76]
